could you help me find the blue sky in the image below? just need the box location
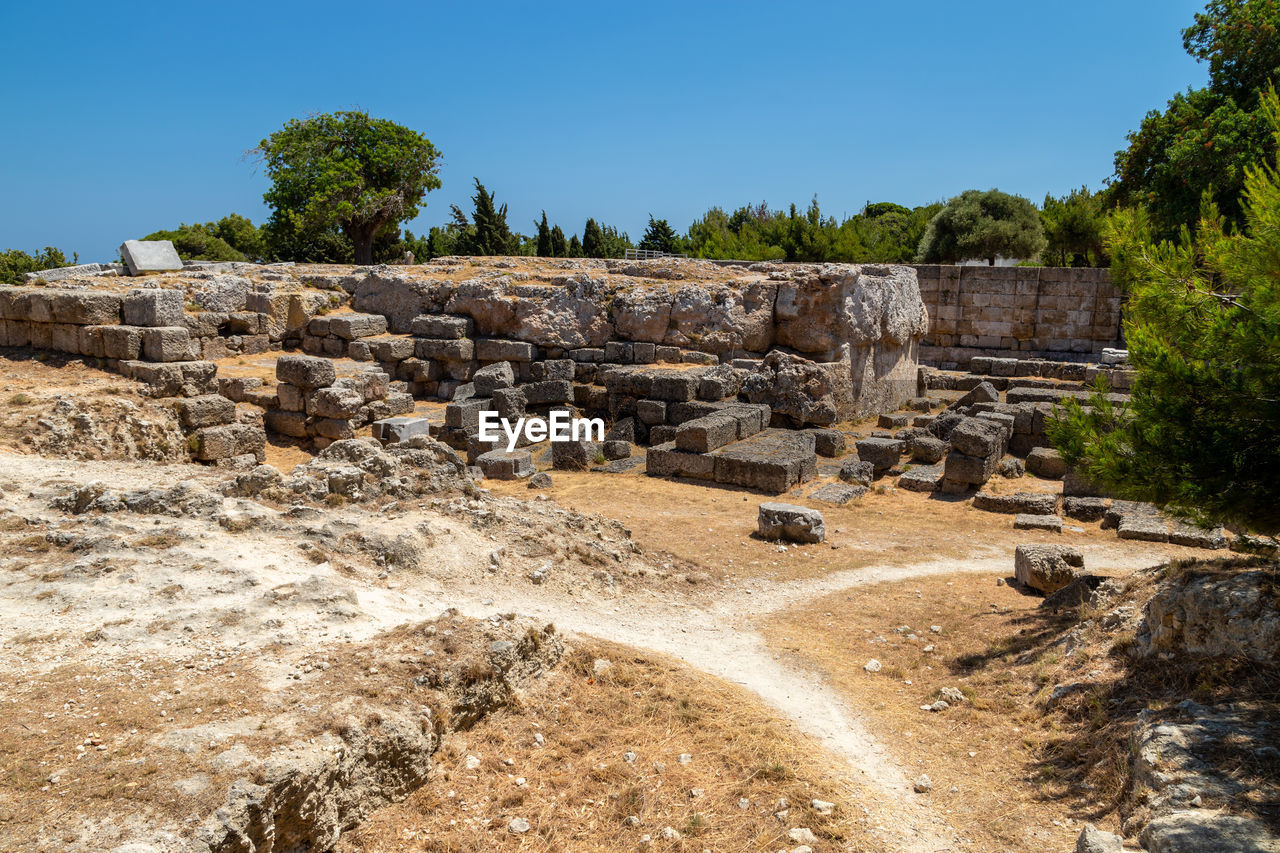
[2,1,1206,261]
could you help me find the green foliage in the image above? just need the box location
[1040,186,1109,267]
[549,224,567,258]
[581,218,605,257]
[568,234,583,257]
[916,189,1046,264]
[684,198,940,263]
[1050,88,1280,534]
[639,215,682,254]
[447,179,520,256]
[1113,0,1279,239]
[144,227,243,261]
[535,211,552,257]
[0,247,73,284]
[256,110,441,264]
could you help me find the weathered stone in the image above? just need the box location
[444,398,491,430]
[972,491,1058,515]
[415,337,474,362]
[472,361,515,395]
[602,440,631,460]
[328,313,388,340]
[710,429,816,493]
[476,339,534,362]
[120,239,183,275]
[943,450,999,487]
[276,355,336,390]
[758,503,826,544]
[810,482,866,504]
[411,314,473,339]
[908,434,947,464]
[1168,522,1227,550]
[646,442,717,480]
[123,288,185,327]
[1014,544,1084,594]
[368,337,415,362]
[476,449,533,480]
[1063,496,1109,522]
[140,327,196,362]
[1026,446,1067,479]
[307,386,365,420]
[1140,812,1280,853]
[51,291,122,325]
[175,394,236,429]
[854,437,904,474]
[839,459,875,487]
[648,372,700,402]
[192,423,266,462]
[523,380,572,406]
[898,464,942,492]
[551,438,596,471]
[637,399,667,425]
[675,414,738,453]
[1136,569,1279,662]
[808,428,846,458]
[949,417,1006,458]
[1014,513,1062,532]
[1117,515,1170,542]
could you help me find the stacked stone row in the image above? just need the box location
[264,355,414,449]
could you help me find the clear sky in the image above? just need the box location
[2,1,1207,261]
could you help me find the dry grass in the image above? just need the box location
[758,561,1280,851]
[342,638,873,852]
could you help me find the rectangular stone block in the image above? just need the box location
[648,372,699,402]
[176,394,237,429]
[101,325,143,360]
[523,379,572,406]
[710,429,816,494]
[265,409,309,438]
[476,339,534,362]
[328,313,388,340]
[675,414,739,453]
[141,327,196,362]
[50,323,80,353]
[411,314,473,339]
[372,416,433,444]
[78,325,106,358]
[368,337,415,362]
[51,292,122,325]
[645,442,716,480]
[123,289,185,327]
[415,337,474,361]
[120,239,183,275]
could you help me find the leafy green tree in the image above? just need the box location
[256,110,442,264]
[535,211,552,257]
[0,247,73,284]
[581,218,605,257]
[916,189,1046,264]
[1051,88,1280,534]
[1113,0,1279,239]
[639,215,681,254]
[209,213,267,261]
[549,224,567,258]
[1040,186,1109,267]
[144,226,244,261]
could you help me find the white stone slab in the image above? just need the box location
[120,240,183,276]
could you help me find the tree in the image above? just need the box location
[1112,0,1279,239]
[549,224,567,258]
[535,211,552,257]
[1040,187,1109,267]
[0,247,73,284]
[639,215,681,254]
[144,214,269,263]
[581,218,605,257]
[256,110,441,264]
[1050,88,1280,534]
[568,234,583,257]
[459,179,518,256]
[916,189,1046,264]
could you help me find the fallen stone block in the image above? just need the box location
[552,438,597,471]
[637,399,667,425]
[1026,447,1067,479]
[711,429,816,494]
[809,483,866,505]
[646,442,716,480]
[839,459,874,487]
[854,437,904,475]
[1014,514,1063,532]
[908,434,947,464]
[477,449,534,480]
[950,417,1006,458]
[878,413,911,429]
[973,491,1059,515]
[1014,544,1084,593]
[808,428,846,458]
[1062,496,1109,522]
[758,503,825,544]
[1168,522,1227,550]
[120,239,183,275]
[898,464,943,492]
[1117,514,1169,542]
[943,450,999,487]
[444,398,492,430]
[602,440,631,460]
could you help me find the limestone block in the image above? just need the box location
[120,239,183,275]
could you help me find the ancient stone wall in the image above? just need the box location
[913,265,1122,366]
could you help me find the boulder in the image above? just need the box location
[472,361,515,395]
[1026,446,1067,479]
[1014,544,1084,594]
[757,503,826,544]
[277,355,336,390]
[854,437,904,474]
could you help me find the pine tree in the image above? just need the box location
[535,211,552,257]
[568,234,583,257]
[582,218,605,257]
[639,215,680,254]
[549,224,568,257]
[1050,88,1280,534]
[467,178,517,256]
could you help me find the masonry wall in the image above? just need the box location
[912,265,1122,366]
